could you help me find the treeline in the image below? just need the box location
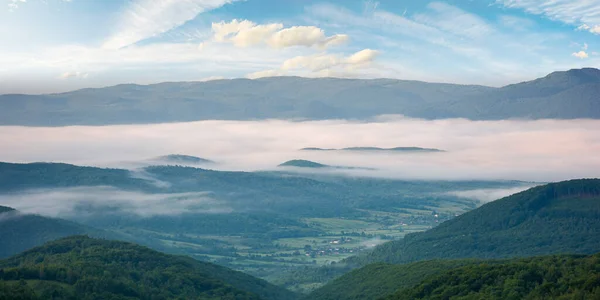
[386,254,600,299]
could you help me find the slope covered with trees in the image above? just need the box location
[0,236,298,300]
[385,254,600,300]
[306,260,474,300]
[358,179,600,265]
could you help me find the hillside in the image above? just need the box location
[0,206,109,259]
[1,68,600,126]
[0,236,298,300]
[357,179,600,265]
[154,154,215,165]
[385,253,600,300]
[0,162,156,192]
[306,260,474,300]
[278,160,329,168]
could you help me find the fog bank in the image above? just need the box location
[1,117,599,182]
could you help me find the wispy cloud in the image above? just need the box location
[248,49,379,79]
[446,186,538,203]
[103,0,237,49]
[498,0,600,32]
[0,187,231,217]
[60,71,89,79]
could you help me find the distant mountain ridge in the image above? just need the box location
[153,154,215,165]
[301,147,444,152]
[1,68,600,126]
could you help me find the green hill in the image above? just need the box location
[155,154,215,164]
[384,253,600,300]
[0,236,298,300]
[301,179,600,297]
[359,179,600,265]
[0,162,155,192]
[0,206,110,259]
[278,160,329,168]
[305,260,474,300]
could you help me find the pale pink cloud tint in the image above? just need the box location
[0,117,599,182]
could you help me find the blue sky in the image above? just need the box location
[1,0,599,93]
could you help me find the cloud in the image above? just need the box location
[250,49,379,78]
[572,50,589,59]
[498,0,600,32]
[60,71,89,79]
[446,186,538,203]
[1,118,599,182]
[210,19,349,49]
[577,24,600,34]
[0,187,232,217]
[413,2,494,39]
[8,0,26,10]
[103,0,236,50]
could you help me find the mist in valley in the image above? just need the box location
[1,116,599,182]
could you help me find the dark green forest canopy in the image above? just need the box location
[306,260,476,300]
[384,253,600,300]
[0,236,297,300]
[355,179,600,265]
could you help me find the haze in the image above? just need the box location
[2,116,599,182]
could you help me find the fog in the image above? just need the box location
[0,187,232,218]
[1,117,599,182]
[446,186,538,203]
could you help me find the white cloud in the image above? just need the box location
[498,0,600,32]
[8,0,26,10]
[103,0,236,50]
[251,49,379,78]
[572,50,589,59]
[60,71,89,79]
[0,187,231,217]
[577,24,600,34]
[247,69,285,79]
[446,186,538,203]
[210,19,349,49]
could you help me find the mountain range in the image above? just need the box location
[1,68,599,126]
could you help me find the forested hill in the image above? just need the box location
[0,236,298,300]
[356,179,600,265]
[385,253,600,300]
[0,206,109,259]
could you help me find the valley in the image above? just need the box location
[0,161,528,292]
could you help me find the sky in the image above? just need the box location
[1,0,600,94]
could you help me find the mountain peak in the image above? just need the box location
[546,67,600,82]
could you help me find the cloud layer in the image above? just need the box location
[1,118,599,182]
[0,187,231,217]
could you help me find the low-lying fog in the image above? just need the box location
[1,116,599,182]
